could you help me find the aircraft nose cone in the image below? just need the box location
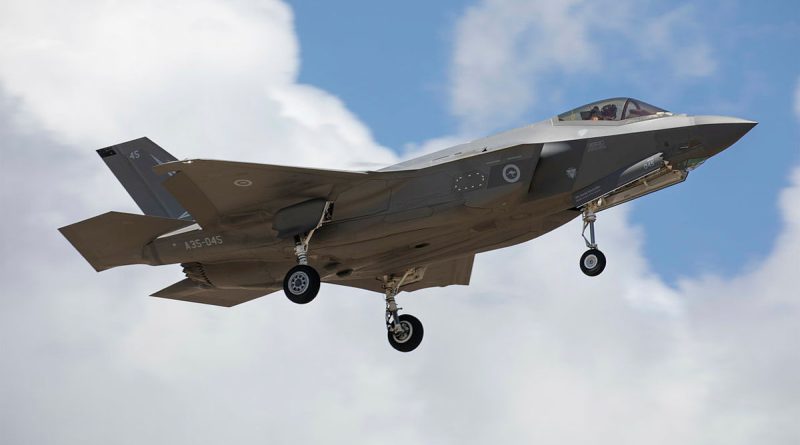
[692,116,757,156]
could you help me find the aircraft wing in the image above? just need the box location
[151,278,279,307]
[153,159,375,229]
[331,255,475,294]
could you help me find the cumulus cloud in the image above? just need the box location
[1,1,799,444]
[636,5,717,78]
[451,0,603,130]
[0,0,396,168]
[399,134,471,161]
[449,0,717,132]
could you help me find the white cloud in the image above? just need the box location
[0,0,396,169]
[795,77,800,120]
[637,5,717,78]
[449,0,717,132]
[450,0,603,131]
[399,134,470,161]
[1,1,799,444]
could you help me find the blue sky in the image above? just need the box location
[290,0,800,283]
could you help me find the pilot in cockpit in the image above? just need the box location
[563,98,668,123]
[600,103,617,120]
[587,104,618,121]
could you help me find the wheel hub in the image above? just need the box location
[288,271,309,295]
[392,321,412,343]
[583,254,598,269]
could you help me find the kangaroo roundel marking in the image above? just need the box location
[502,164,521,183]
[233,179,253,187]
[566,167,577,179]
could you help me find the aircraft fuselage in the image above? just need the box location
[144,112,755,290]
[59,97,757,351]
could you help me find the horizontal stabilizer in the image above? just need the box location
[59,211,193,271]
[151,279,276,307]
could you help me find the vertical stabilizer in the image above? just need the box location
[97,137,192,220]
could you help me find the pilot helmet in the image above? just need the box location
[601,104,617,119]
[600,104,617,120]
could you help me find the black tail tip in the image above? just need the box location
[97,147,117,158]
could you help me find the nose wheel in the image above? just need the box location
[580,207,606,276]
[580,248,606,276]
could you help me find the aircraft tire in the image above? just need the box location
[580,248,606,277]
[283,265,320,304]
[387,314,424,352]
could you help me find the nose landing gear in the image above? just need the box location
[580,207,606,277]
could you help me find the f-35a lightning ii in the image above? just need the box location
[60,97,755,352]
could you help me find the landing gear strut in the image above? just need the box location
[384,271,424,352]
[283,234,321,304]
[281,201,333,304]
[580,206,606,277]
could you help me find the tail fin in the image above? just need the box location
[59,211,194,271]
[97,137,192,221]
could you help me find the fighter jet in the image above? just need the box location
[59,97,755,352]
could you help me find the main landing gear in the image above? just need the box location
[282,233,321,304]
[580,206,606,277]
[282,242,425,353]
[384,270,424,352]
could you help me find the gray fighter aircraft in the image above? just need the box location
[60,97,755,352]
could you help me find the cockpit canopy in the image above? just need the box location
[557,98,668,122]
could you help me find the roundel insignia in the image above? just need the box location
[502,164,521,183]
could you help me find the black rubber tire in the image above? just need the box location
[387,314,424,352]
[580,248,606,277]
[283,265,321,304]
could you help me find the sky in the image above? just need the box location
[0,1,798,444]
